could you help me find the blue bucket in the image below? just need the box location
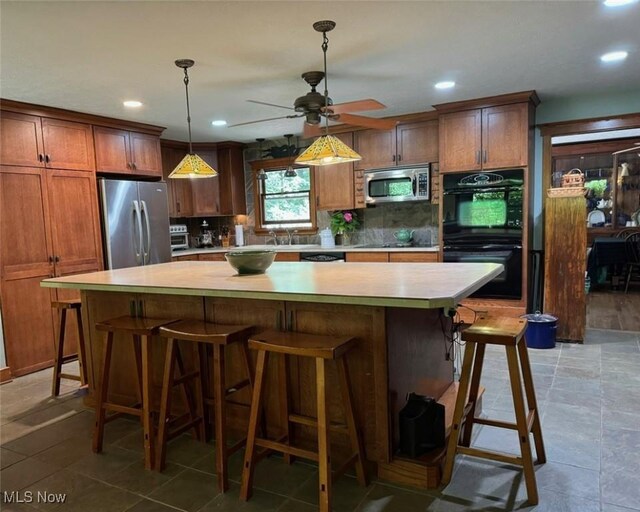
[522,312,558,349]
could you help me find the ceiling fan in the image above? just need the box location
[228,20,398,138]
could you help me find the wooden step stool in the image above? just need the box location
[157,319,255,492]
[93,316,177,470]
[240,330,369,512]
[51,299,88,396]
[441,316,546,505]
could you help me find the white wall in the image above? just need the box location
[531,89,640,249]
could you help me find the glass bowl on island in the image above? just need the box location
[225,249,276,275]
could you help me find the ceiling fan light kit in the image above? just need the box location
[169,59,218,179]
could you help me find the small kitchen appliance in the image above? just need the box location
[364,165,430,205]
[170,224,189,251]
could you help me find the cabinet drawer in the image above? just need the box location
[389,252,438,263]
[275,252,300,262]
[172,255,199,261]
[198,253,226,261]
[346,252,389,263]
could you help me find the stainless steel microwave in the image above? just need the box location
[364,165,430,205]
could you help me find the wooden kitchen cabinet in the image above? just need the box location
[0,165,103,376]
[354,119,439,170]
[275,252,300,262]
[438,102,529,173]
[161,143,193,217]
[314,132,355,211]
[354,170,366,208]
[191,147,220,216]
[1,112,95,171]
[198,253,226,261]
[95,126,162,177]
[389,252,439,263]
[346,252,389,263]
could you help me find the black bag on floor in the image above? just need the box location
[398,392,445,458]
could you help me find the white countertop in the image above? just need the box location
[173,245,440,257]
[42,261,499,309]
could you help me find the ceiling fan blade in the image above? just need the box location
[227,114,303,128]
[324,99,386,115]
[247,100,295,111]
[333,113,398,131]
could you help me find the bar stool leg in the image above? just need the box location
[240,342,267,437]
[133,335,144,426]
[141,334,155,470]
[75,307,89,387]
[198,344,213,441]
[316,357,332,512]
[52,308,67,397]
[156,338,177,471]
[279,354,293,465]
[175,342,203,442]
[191,342,207,443]
[517,341,546,464]
[93,331,114,453]
[506,345,538,505]
[240,349,269,502]
[442,340,477,486]
[337,357,368,487]
[213,344,229,492]
[461,343,486,448]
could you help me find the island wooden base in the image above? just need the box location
[79,291,456,489]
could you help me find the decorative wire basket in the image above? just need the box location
[562,168,585,188]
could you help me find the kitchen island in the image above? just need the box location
[42,261,502,488]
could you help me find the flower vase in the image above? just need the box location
[335,233,344,246]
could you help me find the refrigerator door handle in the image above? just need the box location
[133,200,143,265]
[141,200,151,264]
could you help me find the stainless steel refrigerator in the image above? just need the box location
[98,179,171,269]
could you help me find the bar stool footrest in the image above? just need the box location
[288,413,349,434]
[59,373,82,382]
[255,438,319,462]
[103,402,143,417]
[61,354,80,364]
[457,446,523,466]
[167,417,204,441]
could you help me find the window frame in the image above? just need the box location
[250,156,318,235]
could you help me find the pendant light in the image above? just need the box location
[169,59,218,179]
[284,134,298,177]
[295,21,361,167]
[256,138,268,182]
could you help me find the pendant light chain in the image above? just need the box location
[322,30,330,133]
[183,67,194,154]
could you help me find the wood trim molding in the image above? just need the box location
[1,98,166,135]
[433,91,540,113]
[0,367,13,384]
[539,112,640,137]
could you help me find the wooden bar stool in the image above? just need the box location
[93,316,177,470]
[157,320,255,492]
[441,316,546,505]
[240,330,368,512]
[51,299,88,396]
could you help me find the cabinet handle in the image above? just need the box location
[398,154,402,162]
[45,154,51,163]
[176,201,181,213]
[54,256,60,263]
[48,256,54,263]
[476,150,481,164]
[126,162,131,169]
[316,196,319,207]
[132,162,137,170]
[483,150,487,163]
[392,154,396,162]
[38,154,44,162]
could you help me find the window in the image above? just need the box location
[255,166,317,232]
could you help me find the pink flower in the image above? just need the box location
[344,212,353,223]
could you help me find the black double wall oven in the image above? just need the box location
[442,169,524,300]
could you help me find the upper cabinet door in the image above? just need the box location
[439,110,482,173]
[482,103,528,170]
[354,129,396,170]
[94,126,131,173]
[396,120,439,165]
[161,144,193,217]
[0,112,44,167]
[46,169,103,275]
[315,132,355,211]
[191,149,220,215]
[130,132,162,176]
[41,118,95,171]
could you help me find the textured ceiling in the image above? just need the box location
[1,1,639,143]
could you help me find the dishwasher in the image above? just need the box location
[299,252,346,262]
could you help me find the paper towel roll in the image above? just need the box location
[235,224,244,247]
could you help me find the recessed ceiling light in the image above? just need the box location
[600,51,628,62]
[211,120,227,126]
[603,0,636,7]
[435,81,455,90]
[123,100,143,108]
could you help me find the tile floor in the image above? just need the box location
[1,328,639,511]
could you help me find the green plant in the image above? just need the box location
[329,210,360,235]
[584,179,608,197]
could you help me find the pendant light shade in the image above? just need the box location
[170,153,218,179]
[169,59,218,179]
[295,133,361,166]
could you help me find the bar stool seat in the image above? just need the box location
[441,316,546,505]
[93,315,178,470]
[240,330,368,512]
[51,299,88,396]
[156,320,255,492]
